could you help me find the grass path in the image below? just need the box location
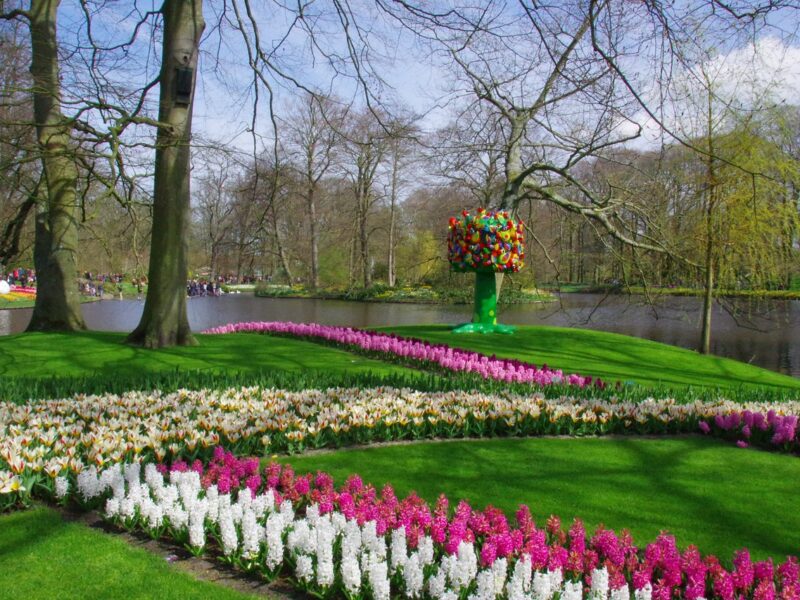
[284,436,800,562]
[383,324,800,390]
[0,507,260,599]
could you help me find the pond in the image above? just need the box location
[1,292,798,376]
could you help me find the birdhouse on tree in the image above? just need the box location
[447,208,525,334]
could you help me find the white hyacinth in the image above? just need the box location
[469,570,496,600]
[240,508,262,558]
[265,512,285,570]
[295,554,315,584]
[610,583,631,600]
[492,557,508,597]
[390,526,408,573]
[366,552,390,600]
[54,476,69,499]
[561,580,584,600]
[417,535,434,566]
[635,583,653,600]
[532,570,553,600]
[341,551,362,595]
[314,517,335,587]
[590,567,610,600]
[218,506,238,556]
[403,552,424,598]
[428,566,448,600]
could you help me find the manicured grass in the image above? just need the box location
[382,324,800,390]
[0,331,413,379]
[284,436,800,563]
[0,507,257,599]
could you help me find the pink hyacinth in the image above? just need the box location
[203,320,605,389]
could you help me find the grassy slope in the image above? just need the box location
[0,331,412,378]
[382,324,800,390]
[285,436,800,562]
[0,508,257,599]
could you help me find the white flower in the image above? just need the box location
[241,508,262,558]
[390,526,408,573]
[590,566,609,600]
[403,553,424,598]
[218,507,238,556]
[54,476,69,499]
[561,581,584,600]
[366,552,390,600]
[341,551,362,595]
[492,557,508,597]
[295,555,314,584]
[418,535,434,566]
[428,566,447,600]
[533,570,553,600]
[265,513,285,570]
[610,583,630,600]
[635,583,653,600]
[469,570,496,600]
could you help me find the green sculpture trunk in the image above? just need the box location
[452,271,515,334]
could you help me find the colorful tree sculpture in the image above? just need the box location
[447,208,525,334]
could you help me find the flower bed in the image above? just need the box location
[2,386,800,512]
[57,449,800,600]
[203,321,607,389]
[0,285,36,302]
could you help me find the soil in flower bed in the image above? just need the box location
[282,436,800,562]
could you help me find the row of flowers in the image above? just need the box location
[45,448,799,600]
[202,321,609,389]
[2,386,800,509]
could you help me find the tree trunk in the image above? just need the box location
[127,0,203,348]
[698,86,716,356]
[308,189,319,289]
[271,205,293,283]
[26,0,86,332]
[359,200,371,288]
[387,147,398,288]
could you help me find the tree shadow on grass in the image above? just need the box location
[289,436,800,561]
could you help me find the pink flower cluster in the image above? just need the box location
[203,321,606,389]
[164,449,800,599]
[700,410,799,451]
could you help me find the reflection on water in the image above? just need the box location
[1,293,797,376]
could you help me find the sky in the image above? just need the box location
[51,1,800,168]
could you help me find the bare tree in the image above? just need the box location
[284,93,344,289]
[343,109,389,288]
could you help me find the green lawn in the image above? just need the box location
[383,324,800,390]
[0,508,258,599]
[0,326,797,394]
[0,331,412,379]
[285,436,800,562]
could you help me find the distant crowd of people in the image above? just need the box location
[3,267,264,299]
[187,280,223,297]
[4,268,36,287]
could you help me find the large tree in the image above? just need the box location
[127,0,203,347]
[1,0,86,331]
